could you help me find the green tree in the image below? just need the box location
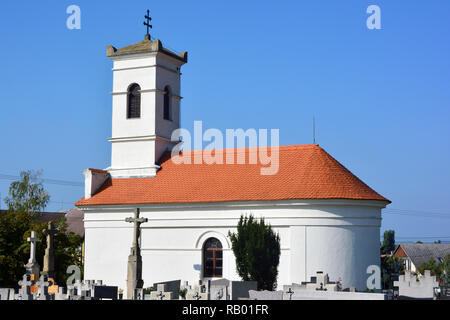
[381,255,404,290]
[0,211,83,287]
[441,255,450,287]
[0,211,32,287]
[0,171,83,287]
[4,170,50,218]
[381,230,396,254]
[228,214,280,291]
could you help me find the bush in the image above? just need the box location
[228,214,280,290]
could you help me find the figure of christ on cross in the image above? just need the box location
[125,208,148,299]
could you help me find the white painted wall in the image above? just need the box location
[107,51,185,178]
[80,199,387,296]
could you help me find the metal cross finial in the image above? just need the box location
[144,9,152,40]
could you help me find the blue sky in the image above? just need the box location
[0,1,449,243]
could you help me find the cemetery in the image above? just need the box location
[0,213,441,301]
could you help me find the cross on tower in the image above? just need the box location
[143,9,152,40]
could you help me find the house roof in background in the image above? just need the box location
[0,209,84,237]
[76,144,390,207]
[64,208,84,237]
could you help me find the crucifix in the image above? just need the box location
[143,9,152,40]
[125,208,148,299]
[24,231,40,279]
[42,221,57,278]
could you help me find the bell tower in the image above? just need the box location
[105,33,187,178]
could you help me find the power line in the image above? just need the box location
[383,208,450,220]
[0,173,83,187]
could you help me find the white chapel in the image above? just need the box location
[75,33,391,294]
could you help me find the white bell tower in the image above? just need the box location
[105,36,187,178]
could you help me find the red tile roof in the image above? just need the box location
[75,144,390,206]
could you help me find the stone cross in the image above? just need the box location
[18,274,34,300]
[36,275,51,300]
[125,208,148,299]
[24,231,40,279]
[42,221,57,278]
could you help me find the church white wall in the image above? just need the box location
[81,199,386,296]
[107,52,185,177]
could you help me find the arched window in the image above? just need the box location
[127,84,141,118]
[163,86,171,120]
[203,237,223,278]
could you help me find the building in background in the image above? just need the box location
[393,243,450,273]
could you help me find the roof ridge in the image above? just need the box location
[176,144,321,154]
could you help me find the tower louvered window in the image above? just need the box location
[163,86,171,120]
[127,84,141,118]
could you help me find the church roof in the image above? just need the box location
[75,145,390,206]
[106,38,187,63]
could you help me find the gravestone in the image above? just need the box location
[92,284,118,300]
[35,275,53,300]
[186,281,209,300]
[55,287,67,300]
[150,280,181,299]
[394,270,439,299]
[230,281,257,300]
[210,285,229,300]
[210,278,230,300]
[18,274,34,300]
[0,288,14,300]
[249,290,284,300]
[149,284,173,300]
